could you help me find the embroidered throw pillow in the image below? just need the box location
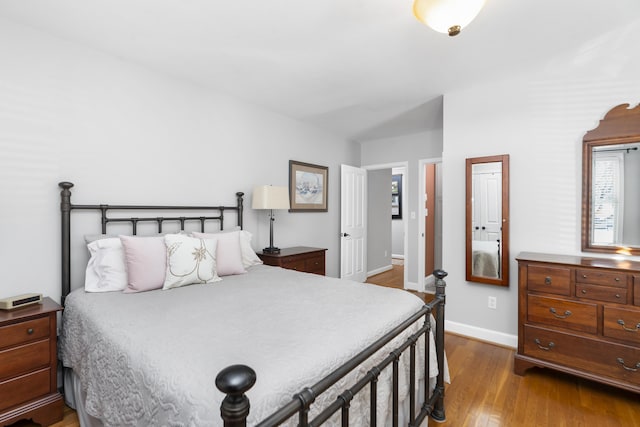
[163,234,221,290]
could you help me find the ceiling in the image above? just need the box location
[1,0,638,142]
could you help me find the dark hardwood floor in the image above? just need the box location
[13,266,640,427]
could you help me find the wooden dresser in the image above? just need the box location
[515,252,640,393]
[0,298,63,426]
[258,247,327,276]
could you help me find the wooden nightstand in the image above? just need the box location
[0,297,63,427]
[258,247,327,275]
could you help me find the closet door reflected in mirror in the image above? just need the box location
[466,155,510,286]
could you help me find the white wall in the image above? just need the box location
[0,19,359,302]
[361,130,443,287]
[442,18,640,346]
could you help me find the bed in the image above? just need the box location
[58,181,448,426]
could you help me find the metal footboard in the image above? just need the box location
[216,270,447,427]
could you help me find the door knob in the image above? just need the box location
[341,233,350,237]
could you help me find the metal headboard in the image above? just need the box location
[59,181,244,305]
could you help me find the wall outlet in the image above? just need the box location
[488,296,497,310]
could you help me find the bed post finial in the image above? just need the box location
[59,182,74,305]
[216,364,256,427]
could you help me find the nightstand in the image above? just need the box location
[0,297,63,427]
[258,246,327,275]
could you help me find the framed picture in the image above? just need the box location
[392,174,402,219]
[289,160,328,212]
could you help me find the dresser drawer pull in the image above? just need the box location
[544,276,552,285]
[534,339,555,351]
[616,358,640,372]
[617,319,640,332]
[615,277,621,282]
[581,289,587,294]
[582,274,587,279]
[549,308,572,319]
[27,328,34,335]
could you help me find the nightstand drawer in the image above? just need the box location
[0,368,50,412]
[0,339,50,380]
[0,317,50,349]
[527,294,597,334]
[305,255,325,275]
[282,259,306,272]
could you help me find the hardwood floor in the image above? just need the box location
[13,267,639,427]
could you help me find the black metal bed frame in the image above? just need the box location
[58,181,447,427]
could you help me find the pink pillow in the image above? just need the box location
[119,235,167,293]
[193,231,246,276]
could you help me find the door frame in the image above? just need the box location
[363,161,409,289]
[419,157,442,290]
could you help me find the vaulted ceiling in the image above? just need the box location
[1,1,638,141]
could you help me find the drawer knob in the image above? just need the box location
[615,294,621,299]
[616,357,640,372]
[27,328,34,335]
[534,338,555,351]
[549,307,572,319]
[581,289,587,294]
[544,276,552,285]
[617,319,640,333]
[582,274,587,278]
[615,277,620,282]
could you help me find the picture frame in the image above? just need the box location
[289,160,328,212]
[392,174,402,219]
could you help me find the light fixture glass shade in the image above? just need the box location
[252,185,290,210]
[413,0,486,36]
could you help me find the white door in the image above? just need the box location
[340,164,367,281]
[472,169,502,241]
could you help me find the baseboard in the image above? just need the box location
[391,254,404,259]
[445,320,517,348]
[367,265,393,277]
[405,281,420,291]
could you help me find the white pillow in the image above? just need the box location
[85,238,128,292]
[163,234,222,290]
[193,229,262,269]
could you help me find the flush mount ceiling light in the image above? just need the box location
[413,0,486,36]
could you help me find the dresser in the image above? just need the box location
[515,252,640,393]
[258,247,327,275]
[0,298,63,426]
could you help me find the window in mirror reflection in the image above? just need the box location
[592,143,640,246]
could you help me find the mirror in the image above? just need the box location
[466,154,510,286]
[582,104,640,256]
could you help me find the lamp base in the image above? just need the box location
[263,246,281,254]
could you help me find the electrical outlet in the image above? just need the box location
[488,296,497,310]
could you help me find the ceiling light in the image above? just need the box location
[413,0,486,36]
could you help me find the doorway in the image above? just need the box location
[419,158,442,292]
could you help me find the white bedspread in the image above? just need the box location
[60,265,445,426]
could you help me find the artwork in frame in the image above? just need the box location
[289,160,328,212]
[392,174,402,219]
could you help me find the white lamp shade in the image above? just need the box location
[252,185,290,210]
[413,0,485,35]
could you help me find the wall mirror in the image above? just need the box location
[582,103,640,256]
[466,154,510,286]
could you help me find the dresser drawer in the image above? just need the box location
[576,283,627,304]
[0,339,50,380]
[524,325,640,387]
[576,268,626,288]
[0,368,50,412]
[604,306,640,345]
[0,317,50,349]
[527,265,570,295]
[527,294,597,334]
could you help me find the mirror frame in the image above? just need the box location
[582,103,640,256]
[465,154,510,286]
